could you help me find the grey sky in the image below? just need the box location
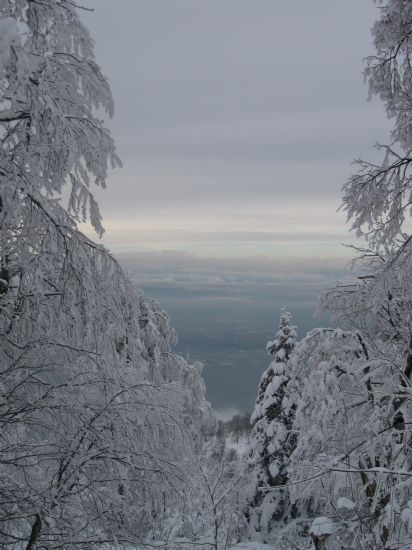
[81,1,391,257]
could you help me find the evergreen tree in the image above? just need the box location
[247,309,297,540]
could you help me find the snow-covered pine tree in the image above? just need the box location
[247,309,297,540]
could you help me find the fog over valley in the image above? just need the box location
[118,251,350,412]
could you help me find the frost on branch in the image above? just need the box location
[0,0,120,237]
[343,1,412,249]
[245,2,412,548]
[0,2,214,547]
[317,4,412,544]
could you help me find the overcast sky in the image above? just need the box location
[81,0,391,259]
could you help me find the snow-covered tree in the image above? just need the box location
[286,329,370,547]
[0,2,214,547]
[244,3,412,549]
[311,1,412,547]
[247,310,297,540]
[343,0,412,251]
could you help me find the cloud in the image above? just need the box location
[118,249,351,272]
[86,214,359,258]
[117,250,355,300]
[114,250,358,410]
[80,0,391,253]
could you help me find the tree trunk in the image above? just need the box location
[404,334,412,382]
[26,514,42,550]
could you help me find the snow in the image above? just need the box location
[226,434,250,457]
[337,497,356,510]
[269,461,279,478]
[401,500,412,532]
[310,516,335,536]
[0,18,19,75]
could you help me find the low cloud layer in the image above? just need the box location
[119,250,353,296]
[117,251,356,410]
